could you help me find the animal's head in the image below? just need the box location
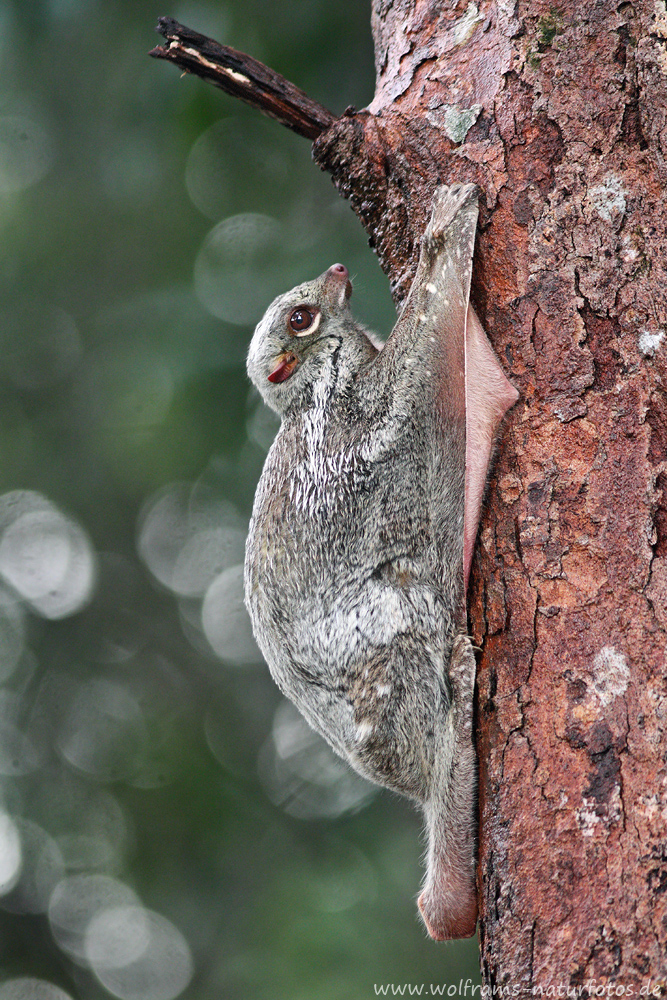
[247,264,377,416]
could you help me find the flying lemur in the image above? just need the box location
[244,184,518,940]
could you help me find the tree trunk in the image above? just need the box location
[154,0,667,984]
[312,0,667,987]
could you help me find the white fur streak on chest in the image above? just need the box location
[287,394,360,518]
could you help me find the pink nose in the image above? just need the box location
[327,263,352,300]
[329,263,349,279]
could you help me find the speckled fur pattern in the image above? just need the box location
[245,185,485,939]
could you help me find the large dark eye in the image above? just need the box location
[289,308,313,333]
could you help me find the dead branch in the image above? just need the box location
[150,17,337,141]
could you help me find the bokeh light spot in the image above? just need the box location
[258,700,376,820]
[185,117,289,221]
[137,482,246,598]
[245,394,280,453]
[201,565,262,666]
[0,811,22,895]
[0,115,53,195]
[0,586,25,682]
[0,493,96,620]
[194,213,284,326]
[0,819,64,914]
[85,906,194,1000]
[57,679,146,782]
[0,979,73,1000]
[84,903,150,970]
[48,874,141,964]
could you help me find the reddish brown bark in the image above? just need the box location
[312,0,667,988]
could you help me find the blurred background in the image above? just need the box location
[0,1,481,997]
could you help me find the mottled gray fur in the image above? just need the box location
[244,185,485,939]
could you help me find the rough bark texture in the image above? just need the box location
[311,0,667,988]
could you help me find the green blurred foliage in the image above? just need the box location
[0,0,481,996]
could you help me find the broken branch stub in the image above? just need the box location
[150,17,337,141]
